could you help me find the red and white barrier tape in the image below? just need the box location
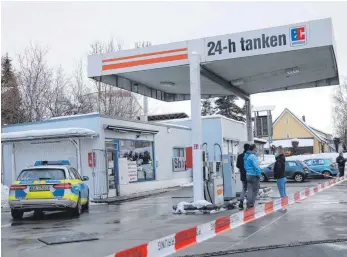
[107,175,347,257]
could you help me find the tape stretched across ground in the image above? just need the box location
[106,175,347,257]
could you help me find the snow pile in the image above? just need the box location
[89,200,107,206]
[1,184,10,209]
[286,152,347,162]
[180,181,193,187]
[174,201,190,214]
[210,207,226,214]
[174,200,212,214]
[260,154,276,167]
[259,153,347,167]
[265,138,314,148]
[192,200,212,208]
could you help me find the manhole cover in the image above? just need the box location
[38,232,98,245]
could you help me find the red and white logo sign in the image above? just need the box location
[193,144,199,150]
[88,152,96,167]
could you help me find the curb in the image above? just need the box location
[105,175,347,257]
[91,187,180,204]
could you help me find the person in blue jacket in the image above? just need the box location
[244,144,262,209]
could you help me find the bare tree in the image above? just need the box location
[88,38,143,119]
[135,41,152,48]
[17,44,53,121]
[46,67,72,117]
[333,79,347,147]
[68,60,94,115]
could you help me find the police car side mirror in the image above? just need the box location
[82,176,89,181]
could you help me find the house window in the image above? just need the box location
[173,148,185,157]
[285,118,289,124]
[286,132,290,138]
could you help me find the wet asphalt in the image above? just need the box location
[1,178,346,257]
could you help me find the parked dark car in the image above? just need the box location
[261,160,309,182]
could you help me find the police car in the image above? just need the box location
[8,160,89,219]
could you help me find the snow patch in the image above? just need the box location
[174,201,190,214]
[1,184,9,209]
[286,152,347,162]
[89,200,107,206]
[209,207,226,214]
[260,153,347,168]
[265,138,314,148]
[1,128,98,142]
[180,182,193,187]
[174,200,213,214]
[260,154,276,167]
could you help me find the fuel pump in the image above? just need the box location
[201,143,224,206]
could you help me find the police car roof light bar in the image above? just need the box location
[34,160,70,166]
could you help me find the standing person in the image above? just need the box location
[336,152,346,177]
[244,144,262,209]
[236,143,250,210]
[274,146,287,198]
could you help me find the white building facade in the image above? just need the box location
[1,113,192,199]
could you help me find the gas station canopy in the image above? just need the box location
[88,18,339,101]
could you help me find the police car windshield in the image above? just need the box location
[17,169,66,181]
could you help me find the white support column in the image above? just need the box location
[70,139,82,175]
[11,143,17,182]
[245,99,254,142]
[77,139,82,176]
[189,52,204,202]
[143,96,149,117]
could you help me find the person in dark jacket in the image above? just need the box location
[236,143,250,210]
[336,152,346,177]
[274,146,287,198]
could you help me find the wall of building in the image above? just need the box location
[101,117,192,196]
[1,115,102,191]
[273,111,313,139]
[165,117,223,162]
[1,114,193,197]
[273,111,328,154]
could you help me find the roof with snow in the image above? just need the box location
[147,112,189,121]
[254,137,267,144]
[1,128,99,142]
[265,138,314,148]
[273,108,327,143]
[252,105,276,112]
[159,114,246,126]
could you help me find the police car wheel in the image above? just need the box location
[260,173,268,182]
[71,194,82,217]
[11,209,24,219]
[83,191,89,211]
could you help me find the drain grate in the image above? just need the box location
[38,232,98,245]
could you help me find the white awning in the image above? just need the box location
[1,128,99,142]
[265,138,314,148]
[254,137,268,144]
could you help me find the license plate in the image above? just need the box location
[30,185,50,192]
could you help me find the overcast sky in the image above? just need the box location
[2,1,347,134]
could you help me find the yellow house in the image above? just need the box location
[270,108,334,154]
